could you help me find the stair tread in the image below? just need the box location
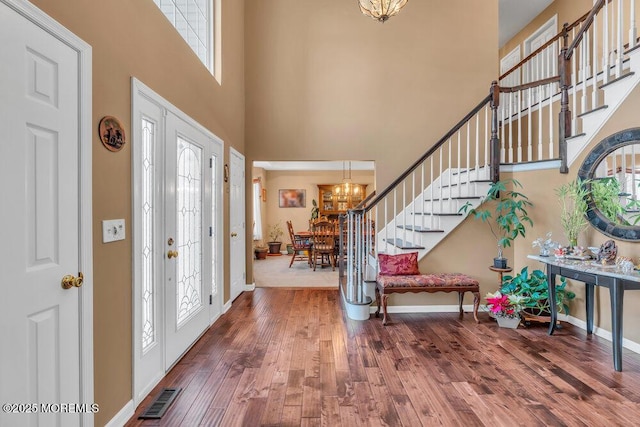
[599,71,635,89]
[384,238,425,250]
[566,132,586,141]
[424,196,482,201]
[413,212,463,216]
[577,105,608,118]
[397,225,445,233]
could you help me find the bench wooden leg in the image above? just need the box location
[375,286,381,318]
[457,292,464,317]
[381,294,389,326]
[472,291,480,323]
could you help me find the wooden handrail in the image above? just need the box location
[498,75,560,93]
[358,94,492,212]
[566,0,607,60]
[499,10,590,81]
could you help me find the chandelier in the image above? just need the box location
[358,0,409,23]
[334,161,363,197]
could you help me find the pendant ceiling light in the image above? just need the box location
[358,0,409,23]
[334,161,362,197]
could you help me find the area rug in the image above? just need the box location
[253,253,339,288]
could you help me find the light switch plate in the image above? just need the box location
[102,219,126,243]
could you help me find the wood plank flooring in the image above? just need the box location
[126,288,640,426]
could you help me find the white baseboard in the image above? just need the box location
[105,399,134,427]
[223,299,232,313]
[244,282,256,291]
[562,314,640,355]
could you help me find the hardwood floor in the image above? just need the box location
[126,288,640,426]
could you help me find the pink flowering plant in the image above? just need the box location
[485,291,525,319]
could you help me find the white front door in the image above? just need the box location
[229,148,246,301]
[132,80,223,403]
[164,113,211,368]
[0,1,92,426]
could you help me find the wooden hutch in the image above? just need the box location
[317,184,366,220]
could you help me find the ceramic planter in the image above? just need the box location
[496,315,520,329]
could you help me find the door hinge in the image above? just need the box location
[210,158,213,168]
[209,226,212,237]
[209,294,212,305]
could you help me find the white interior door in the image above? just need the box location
[229,148,246,301]
[133,80,223,402]
[0,2,92,426]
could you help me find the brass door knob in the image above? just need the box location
[167,250,179,259]
[231,232,237,237]
[61,272,84,289]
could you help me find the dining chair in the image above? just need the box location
[286,220,311,268]
[311,220,336,271]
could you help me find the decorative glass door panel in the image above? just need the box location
[176,137,203,326]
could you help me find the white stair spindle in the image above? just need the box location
[604,0,610,83]
[484,105,489,171]
[616,0,623,78]
[384,197,389,253]
[457,132,461,198]
[448,138,453,199]
[475,114,480,180]
[430,157,435,230]
[422,162,426,232]
[508,92,514,163]
[517,89,522,162]
[538,83,543,157]
[466,122,471,187]
[592,16,599,109]
[572,26,578,134]
[631,0,637,49]
[632,144,637,200]
[439,144,444,217]
[500,102,506,163]
[402,181,406,247]
[581,31,588,113]
[548,82,554,160]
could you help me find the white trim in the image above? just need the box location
[523,14,558,56]
[223,300,233,313]
[244,283,256,291]
[2,1,95,425]
[131,77,224,408]
[104,400,135,427]
[500,159,562,172]
[562,314,640,355]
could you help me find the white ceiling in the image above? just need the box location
[255,1,553,171]
[499,0,554,47]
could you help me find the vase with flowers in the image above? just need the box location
[485,291,525,328]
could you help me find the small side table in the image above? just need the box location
[488,265,512,287]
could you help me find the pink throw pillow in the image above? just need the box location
[378,252,420,276]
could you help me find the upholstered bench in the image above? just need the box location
[374,252,480,326]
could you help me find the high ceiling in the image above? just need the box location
[499,0,554,47]
[256,1,554,171]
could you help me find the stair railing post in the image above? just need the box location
[490,81,500,183]
[559,23,571,174]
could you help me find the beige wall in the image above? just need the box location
[27,0,245,424]
[263,170,375,236]
[511,83,640,343]
[499,0,591,60]
[245,0,498,192]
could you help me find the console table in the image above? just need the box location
[529,254,640,371]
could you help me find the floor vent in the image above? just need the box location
[138,387,182,419]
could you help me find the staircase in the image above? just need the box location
[340,0,640,320]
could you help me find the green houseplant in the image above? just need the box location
[500,266,576,316]
[590,177,626,224]
[459,179,533,269]
[555,178,590,247]
[310,199,320,222]
[267,221,284,254]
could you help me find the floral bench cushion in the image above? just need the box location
[377,273,479,289]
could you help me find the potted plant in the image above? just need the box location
[459,179,533,269]
[500,266,576,317]
[267,221,284,255]
[254,241,268,260]
[485,291,525,328]
[555,178,590,247]
[310,199,320,222]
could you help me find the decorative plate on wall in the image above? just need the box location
[98,115,126,152]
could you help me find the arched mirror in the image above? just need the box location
[577,128,640,241]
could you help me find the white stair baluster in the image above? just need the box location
[466,121,471,187]
[508,91,513,163]
[592,16,599,109]
[548,82,554,160]
[572,25,578,134]
[475,114,480,180]
[630,0,637,49]
[457,132,462,198]
[484,104,489,171]
[616,0,623,78]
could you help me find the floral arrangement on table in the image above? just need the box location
[532,231,557,257]
[485,291,526,319]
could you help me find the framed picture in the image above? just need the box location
[279,189,306,208]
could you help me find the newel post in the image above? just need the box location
[559,23,571,174]
[490,81,500,183]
